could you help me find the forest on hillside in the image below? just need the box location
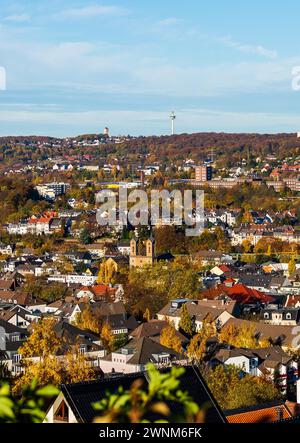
[0,132,300,168]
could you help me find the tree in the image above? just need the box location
[100,322,115,351]
[179,304,195,337]
[160,325,182,353]
[203,364,282,410]
[64,347,96,384]
[242,239,252,253]
[14,318,96,393]
[288,257,297,276]
[13,319,62,393]
[19,318,61,359]
[111,333,128,351]
[80,228,92,245]
[0,381,59,423]
[74,307,100,334]
[219,323,258,348]
[187,314,216,361]
[97,259,116,285]
[143,308,151,322]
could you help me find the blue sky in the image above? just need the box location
[0,0,300,136]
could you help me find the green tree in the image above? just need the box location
[0,381,59,423]
[80,228,92,245]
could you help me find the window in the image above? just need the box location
[264,313,269,319]
[54,400,69,422]
[286,313,292,320]
[79,346,86,354]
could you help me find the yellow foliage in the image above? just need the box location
[160,326,182,353]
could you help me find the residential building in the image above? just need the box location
[44,366,226,423]
[99,337,185,374]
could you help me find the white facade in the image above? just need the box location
[47,274,97,286]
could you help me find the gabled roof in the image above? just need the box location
[200,283,274,304]
[59,366,226,423]
[77,284,116,300]
[130,320,188,344]
[123,337,182,365]
[0,279,16,291]
[158,300,234,322]
[53,321,102,352]
[0,290,31,305]
[0,318,29,335]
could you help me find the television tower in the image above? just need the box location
[170,111,176,135]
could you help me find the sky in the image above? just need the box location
[0,0,300,136]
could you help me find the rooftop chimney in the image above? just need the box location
[276,406,284,422]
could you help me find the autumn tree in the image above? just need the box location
[219,323,258,348]
[179,303,195,337]
[97,259,116,285]
[143,308,151,322]
[100,322,115,351]
[14,318,97,393]
[160,325,182,353]
[14,319,62,393]
[204,364,282,410]
[64,346,96,384]
[288,257,297,276]
[74,307,100,334]
[187,314,216,361]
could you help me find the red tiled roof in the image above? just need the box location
[224,278,235,283]
[200,283,274,304]
[219,265,231,273]
[79,284,116,300]
[226,404,292,423]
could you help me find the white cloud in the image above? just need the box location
[4,14,31,23]
[218,36,278,60]
[57,5,127,19]
[157,17,180,27]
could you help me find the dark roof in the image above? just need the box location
[156,252,175,262]
[53,321,100,343]
[130,320,188,344]
[0,318,28,334]
[238,274,273,288]
[60,365,226,423]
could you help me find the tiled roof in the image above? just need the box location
[130,320,188,344]
[225,402,292,423]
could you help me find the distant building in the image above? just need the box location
[103,127,109,136]
[129,238,155,268]
[36,182,69,201]
[195,165,213,181]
